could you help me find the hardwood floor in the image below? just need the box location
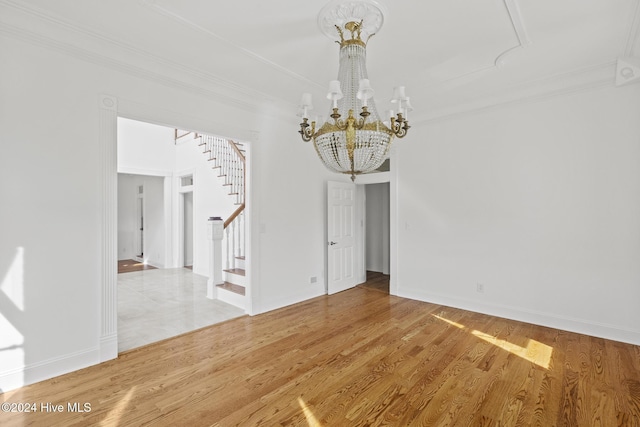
[118,259,157,274]
[357,270,390,293]
[2,286,639,426]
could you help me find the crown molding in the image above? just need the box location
[413,0,640,124]
[417,61,616,124]
[0,0,292,119]
[1,0,636,126]
[140,0,324,92]
[428,0,531,91]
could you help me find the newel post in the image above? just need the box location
[207,216,224,299]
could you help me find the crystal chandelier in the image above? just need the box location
[298,0,412,181]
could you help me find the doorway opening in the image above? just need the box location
[115,116,249,353]
[326,170,393,296]
[361,182,390,294]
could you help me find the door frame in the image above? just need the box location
[325,164,397,296]
[176,170,195,269]
[134,186,144,261]
[100,95,256,361]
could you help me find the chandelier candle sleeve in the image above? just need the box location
[298,6,411,182]
[300,93,313,119]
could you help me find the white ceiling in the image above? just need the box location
[4,0,640,122]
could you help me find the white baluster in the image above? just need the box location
[238,212,244,258]
[224,227,231,270]
[230,220,236,269]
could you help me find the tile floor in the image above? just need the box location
[118,268,245,352]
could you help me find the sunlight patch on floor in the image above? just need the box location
[100,386,136,426]
[298,397,322,427]
[433,314,553,369]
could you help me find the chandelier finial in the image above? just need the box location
[335,20,367,48]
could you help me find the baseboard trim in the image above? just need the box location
[258,288,325,315]
[0,346,100,393]
[398,287,640,346]
[100,333,118,362]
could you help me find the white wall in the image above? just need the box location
[0,19,331,390]
[250,105,335,313]
[174,136,239,276]
[396,84,640,345]
[118,117,175,176]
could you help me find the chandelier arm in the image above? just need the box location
[298,118,316,142]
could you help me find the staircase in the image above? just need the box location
[177,130,247,310]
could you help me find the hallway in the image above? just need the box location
[118,268,245,352]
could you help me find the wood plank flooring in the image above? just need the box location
[357,271,390,293]
[2,286,639,426]
[117,259,157,274]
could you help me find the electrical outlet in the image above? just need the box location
[476,283,485,293]
[309,276,317,284]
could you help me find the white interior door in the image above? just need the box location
[327,181,358,294]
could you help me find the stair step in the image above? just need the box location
[216,282,245,296]
[224,268,245,277]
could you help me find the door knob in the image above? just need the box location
[329,241,337,245]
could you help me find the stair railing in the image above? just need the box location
[195,133,246,273]
[177,129,246,290]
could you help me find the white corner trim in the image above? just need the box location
[503,0,531,47]
[99,94,118,111]
[623,0,640,56]
[616,57,640,86]
[492,0,531,68]
[100,334,118,362]
[99,93,118,364]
